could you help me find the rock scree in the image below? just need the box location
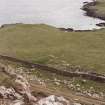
[0,64,73,105]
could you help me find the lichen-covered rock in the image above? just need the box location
[0,86,22,100]
[14,75,37,103]
[10,100,24,105]
[0,64,71,105]
[37,95,70,105]
[73,103,81,105]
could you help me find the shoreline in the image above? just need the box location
[1,0,105,32]
[82,1,105,20]
[0,1,105,32]
[1,23,105,32]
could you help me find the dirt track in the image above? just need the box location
[31,84,105,105]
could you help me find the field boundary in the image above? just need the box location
[0,54,105,83]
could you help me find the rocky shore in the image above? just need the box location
[82,1,105,20]
[59,0,105,32]
[0,62,105,105]
[0,64,71,105]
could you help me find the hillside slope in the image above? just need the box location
[0,24,105,74]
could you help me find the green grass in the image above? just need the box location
[1,24,105,74]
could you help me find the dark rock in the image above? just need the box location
[83,2,89,4]
[82,1,105,21]
[59,28,74,32]
[1,25,5,28]
[96,23,105,27]
[66,28,74,32]
[75,30,91,32]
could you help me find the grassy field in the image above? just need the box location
[0,24,105,74]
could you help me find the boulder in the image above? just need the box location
[0,65,71,105]
[37,95,70,105]
[0,86,21,100]
[59,28,74,32]
[96,23,105,27]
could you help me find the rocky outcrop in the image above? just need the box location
[82,1,105,20]
[96,22,105,27]
[37,95,70,105]
[0,65,71,105]
[0,86,71,105]
[0,55,105,83]
[0,86,22,100]
[59,28,74,32]
[0,65,37,105]
[58,28,93,32]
